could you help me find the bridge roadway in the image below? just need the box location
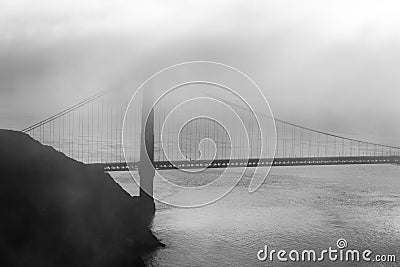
[93,156,400,171]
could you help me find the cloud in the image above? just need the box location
[0,0,399,146]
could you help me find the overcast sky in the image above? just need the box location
[1,0,400,146]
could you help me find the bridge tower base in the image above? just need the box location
[138,87,155,204]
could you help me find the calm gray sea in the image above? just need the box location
[111,165,400,266]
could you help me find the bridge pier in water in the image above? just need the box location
[139,88,155,203]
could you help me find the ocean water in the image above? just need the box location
[111,165,400,266]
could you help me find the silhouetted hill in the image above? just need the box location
[0,130,163,267]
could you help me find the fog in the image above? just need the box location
[1,0,399,146]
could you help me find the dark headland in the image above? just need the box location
[0,130,164,267]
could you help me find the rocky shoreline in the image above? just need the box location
[0,130,163,266]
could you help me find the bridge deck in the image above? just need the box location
[93,156,400,172]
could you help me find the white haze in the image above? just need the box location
[0,0,399,146]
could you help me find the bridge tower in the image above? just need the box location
[138,87,155,203]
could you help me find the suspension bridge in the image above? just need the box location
[23,89,400,171]
[22,88,400,173]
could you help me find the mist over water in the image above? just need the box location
[112,165,400,266]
